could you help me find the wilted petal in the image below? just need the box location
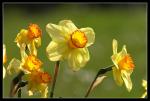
[80,27,95,47]
[112,67,123,86]
[46,41,69,61]
[15,29,29,46]
[7,58,21,75]
[121,70,133,92]
[27,41,37,56]
[68,48,89,71]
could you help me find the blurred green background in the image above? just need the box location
[3,3,147,98]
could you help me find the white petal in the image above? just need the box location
[7,58,21,75]
[80,27,95,47]
[3,66,6,79]
[46,41,69,61]
[46,23,67,42]
[112,39,118,54]
[68,48,89,71]
[112,67,123,86]
[59,20,77,33]
[121,70,133,92]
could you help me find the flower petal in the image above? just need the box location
[80,27,95,47]
[34,37,41,47]
[27,41,37,56]
[15,29,29,46]
[59,20,77,33]
[112,39,118,54]
[112,67,123,86]
[3,66,6,79]
[3,44,7,64]
[46,41,69,61]
[111,45,128,69]
[46,23,67,42]
[7,58,21,75]
[121,70,133,92]
[68,48,89,71]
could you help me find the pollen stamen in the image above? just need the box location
[69,30,87,48]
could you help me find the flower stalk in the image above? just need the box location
[85,65,114,97]
[50,61,60,98]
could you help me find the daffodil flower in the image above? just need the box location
[15,24,42,57]
[46,20,95,71]
[141,80,147,98]
[111,39,135,92]
[25,70,51,98]
[3,44,7,79]
[7,54,42,75]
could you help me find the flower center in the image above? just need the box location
[28,24,42,40]
[23,55,42,72]
[40,72,51,83]
[118,54,134,70]
[69,30,87,48]
[29,71,51,84]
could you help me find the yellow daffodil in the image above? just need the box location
[26,70,51,98]
[141,80,147,98]
[111,39,135,92]
[46,20,95,71]
[7,54,42,75]
[15,24,42,56]
[3,44,7,79]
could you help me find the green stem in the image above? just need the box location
[85,65,114,98]
[18,88,21,98]
[50,61,60,98]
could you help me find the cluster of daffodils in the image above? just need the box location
[7,24,51,98]
[3,19,142,98]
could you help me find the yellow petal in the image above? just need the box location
[40,85,48,98]
[121,70,133,92]
[15,29,29,46]
[28,90,33,96]
[46,23,67,42]
[46,41,69,61]
[3,66,6,79]
[112,39,118,54]
[141,92,147,98]
[142,80,147,90]
[3,44,7,64]
[27,41,37,56]
[34,37,41,47]
[59,20,77,33]
[20,44,28,62]
[80,27,95,47]
[111,45,128,69]
[68,48,89,71]
[7,58,21,75]
[112,67,123,86]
